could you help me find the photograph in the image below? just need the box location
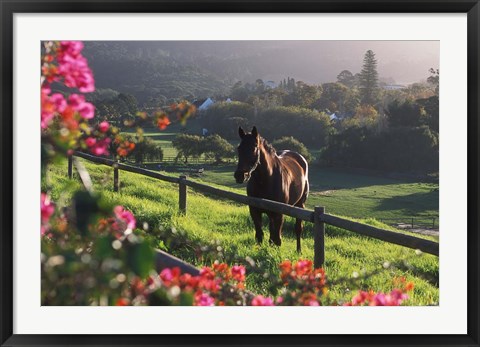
[40,40,440,307]
[1,3,478,345]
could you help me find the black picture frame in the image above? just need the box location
[1,1,478,346]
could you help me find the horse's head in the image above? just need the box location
[234,126,261,183]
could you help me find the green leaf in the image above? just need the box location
[128,241,154,278]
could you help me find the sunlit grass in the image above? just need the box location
[45,158,439,305]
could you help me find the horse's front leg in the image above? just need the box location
[268,213,284,246]
[249,206,263,244]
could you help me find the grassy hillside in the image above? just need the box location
[45,158,439,305]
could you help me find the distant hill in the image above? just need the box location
[82,41,439,104]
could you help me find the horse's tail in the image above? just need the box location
[293,151,309,202]
[301,160,309,202]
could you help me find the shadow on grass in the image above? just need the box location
[374,190,439,215]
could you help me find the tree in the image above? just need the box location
[255,106,332,147]
[203,134,235,163]
[427,68,439,95]
[337,70,355,88]
[284,81,322,108]
[255,79,265,94]
[203,101,254,139]
[358,50,380,105]
[386,99,423,128]
[172,134,204,163]
[314,83,349,113]
[272,136,313,162]
[132,137,164,163]
[417,95,439,133]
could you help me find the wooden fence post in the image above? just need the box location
[113,163,119,192]
[179,175,187,214]
[314,206,325,269]
[68,155,73,179]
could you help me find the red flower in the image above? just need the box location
[231,265,246,282]
[157,116,171,130]
[115,298,130,306]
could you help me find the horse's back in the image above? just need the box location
[277,150,309,205]
[277,150,308,176]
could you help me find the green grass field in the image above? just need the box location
[190,164,439,223]
[44,158,439,305]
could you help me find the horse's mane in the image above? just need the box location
[260,137,276,155]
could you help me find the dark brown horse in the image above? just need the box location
[234,126,309,252]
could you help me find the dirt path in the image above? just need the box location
[396,223,439,237]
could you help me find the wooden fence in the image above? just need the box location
[69,152,439,268]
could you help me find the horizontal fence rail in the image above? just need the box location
[320,214,439,257]
[155,249,200,276]
[380,217,438,229]
[70,152,439,268]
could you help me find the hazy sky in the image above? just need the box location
[272,41,440,84]
[190,40,440,85]
[127,40,440,85]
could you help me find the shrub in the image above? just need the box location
[203,134,235,163]
[203,101,254,139]
[255,106,332,147]
[323,124,438,173]
[172,133,235,163]
[133,137,164,163]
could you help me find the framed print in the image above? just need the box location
[0,1,479,346]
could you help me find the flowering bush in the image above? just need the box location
[41,41,195,162]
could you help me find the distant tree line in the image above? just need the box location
[201,50,439,174]
[85,46,439,174]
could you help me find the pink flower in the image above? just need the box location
[85,137,96,147]
[348,289,409,306]
[98,121,110,133]
[68,93,85,108]
[58,41,84,58]
[50,93,67,113]
[41,193,55,236]
[160,268,174,283]
[41,88,65,129]
[67,94,95,118]
[371,293,387,306]
[194,292,215,306]
[77,101,95,119]
[351,291,369,305]
[113,205,136,230]
[57,42,95,93]
[90,137,111,156]
[231,265,246,282]
[251,295,274,306]
[59,56,95,93]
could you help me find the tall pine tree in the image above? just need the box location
[358,50,379,105]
